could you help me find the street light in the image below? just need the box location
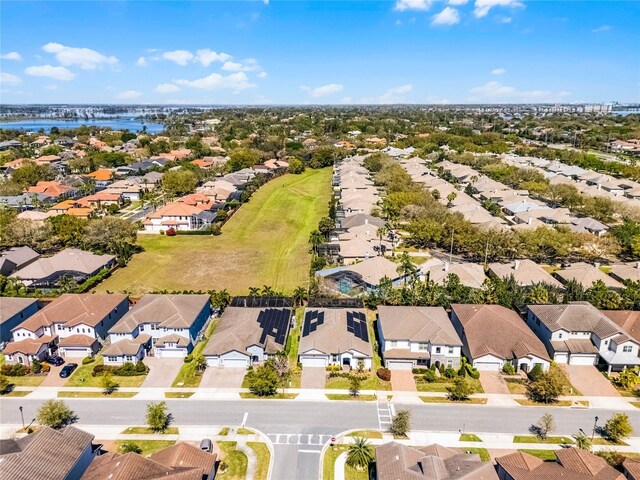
[19,406,25,430]
[592,416,599,440]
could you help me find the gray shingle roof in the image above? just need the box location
[378,306,462,345]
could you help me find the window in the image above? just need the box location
[536,318,540,326]
[447,360,453,367]
[623,346,632,353]
[558,333,563,339]
[448,347,454,354]
[387,341,396,348]
[108,356,118,362]
[604,340,608,345]
[126,355,134,361]
[435,347,441,354]
[418,343,429,351]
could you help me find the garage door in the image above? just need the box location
[223,358,249,368]
[157,349,186,358]
[554,353,568,363]
[474,362,501,371]
[387,361,413,370]
[569,355,596,366]
[61,348,88,358]
[301,356,327,368]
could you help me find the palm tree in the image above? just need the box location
[376,226,388,255]
[308,230,324,255]
[248,287,260,296]
[292,286,307,307]
[572,431,592,451]
[396,252,417,286]
[346,437,374,471]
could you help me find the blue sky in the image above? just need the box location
[1,0,639,104]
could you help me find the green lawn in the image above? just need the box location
[460,434,482,442]
[115,440,175,457]
[420,396,487,404]
[3,375,46,387]
[347,430,383,439]
[515,399,572,407]
[415,377,484,394]
[326,394,377,401]
[97,168,332,295]
[323,445,370,480]
[165,391,194,398]
[58,391,137,398]
[0,390,31,397]
[513,435,573,444]
[247,442,271,480]
[172,320,218,388]
[121,427,179,435]
[461,448,490,462]
[218,441,248,480]
[64,356,147,388]
[518,449,557,461]
[239,392,298,399]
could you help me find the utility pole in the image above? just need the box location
[592,416,599,440]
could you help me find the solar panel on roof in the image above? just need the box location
[317,312,324,326]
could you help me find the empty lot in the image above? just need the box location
[97,168,331,295]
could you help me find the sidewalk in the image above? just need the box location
[10,386,639,410]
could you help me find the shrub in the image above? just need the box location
[502,363,516,375]
[390,410,411,437]
[412,368,429,374]
[443,367,456,379]
[423,369,436,382]
[82,356,95,365]
[467,367,480,380]
[527,372,564,403]
[376,368,391,381]
[41,363,50,373]
[31,360,42,374]
[603,413,633,443]
[183,355,193,363]
[528,364,543,381]
[36,399,77,429]
[135,361,146,373]
[447,377,474,401]
[247,363,279,396]
[165,227,177,236]
[1,364,30,377]
[119,441,142,454]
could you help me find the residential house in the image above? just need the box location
[450,304,551,372]
[0,192,57,210]
[377,306,463,370]
[10,293,128,359]
[336,213,385,231]
[0,246,39,276]
[105,178,144,201]
[16,209,58,224]
[488,259,564,289]
[85,168,114,188]
[27,181,80,200]
[427,262,487,289]
[100,334,151,366]
[10,248,115,288]
[0,139,22,150]
[142,201,217,233]
[2,335,57,365]
[569,217,609,236]
[203,305,292,367]
[0,297,39,343]
[49,200,94,218]
[315,256,411,294]
[527,302,640,373]
[555,263,624,291]
[0,426,99,480]
[609,263,640,283]
[496,448,623,480]
[82,442,216,480]
[108,294,211,361]
[375,442,498,480]
[76,191,125,210]
[298,306,373,368]
[624,458,640,480]
[601,310,640,345]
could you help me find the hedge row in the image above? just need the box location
[92,362,148,377]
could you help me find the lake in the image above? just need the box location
[0,118,164,133]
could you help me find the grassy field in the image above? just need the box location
[97,168,332,295]
[64,356,147,388]
[514,435,573,444]
[247,442,271,480]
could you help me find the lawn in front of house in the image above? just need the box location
[121,427,179,435]
[239,392,298,399]
[217,441,248,480]
[247,442,271,480]
[58,391,137,398]
[459,434,482,442]
[172,320,218,388]
[114,440,175,457]
[97,168,332,295]
[64,356,147,388]
[322,445,370,480]
[515,399,573,407]
[347,430,383,439]
[3,375,46,387]
[415,376,484,394]
[518,449,557,460]
[420,396,487,404]
[461,447,490,462]
[326,394,377,401]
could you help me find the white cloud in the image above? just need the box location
[25,65,75,81]
[42,42,118,69]
[221,59,261,72]
[1,72,21,85]
[155,83,181,94]
[174,72,255,91]
[1,52,22,61]
[194,49,231,66]
[136,56,148,67]
[302,83,344,98]
[394,0,432,11]
[592,25,611,33]
[491,67,506,75]
[432,7,460,25]
[114,90,142,100]
[257,71,268,78]
[500,16,512,23]
[364,84,413,104]
[448,0,468,4]
[474,0,523,18]
[469,80,569,102]
[163,50,194,66]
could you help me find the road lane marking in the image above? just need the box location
[241,412,248,427]
[298,449,322,454]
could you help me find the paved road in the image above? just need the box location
[3,398,639,480]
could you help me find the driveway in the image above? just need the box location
[141,357,184,388]
[560,365,620,397]
[390,370,417,392]
[301,367,326,389]
[479,371,510,394]
[40,364,70,387]
[200,367,246,389]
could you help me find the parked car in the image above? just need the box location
[199,439,212,452]
[45,356,64,366]
[59,363,78,378]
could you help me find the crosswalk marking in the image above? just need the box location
[268,433,331,446]
[377,400,393,430]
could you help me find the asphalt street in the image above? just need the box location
[2,398,639,480]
